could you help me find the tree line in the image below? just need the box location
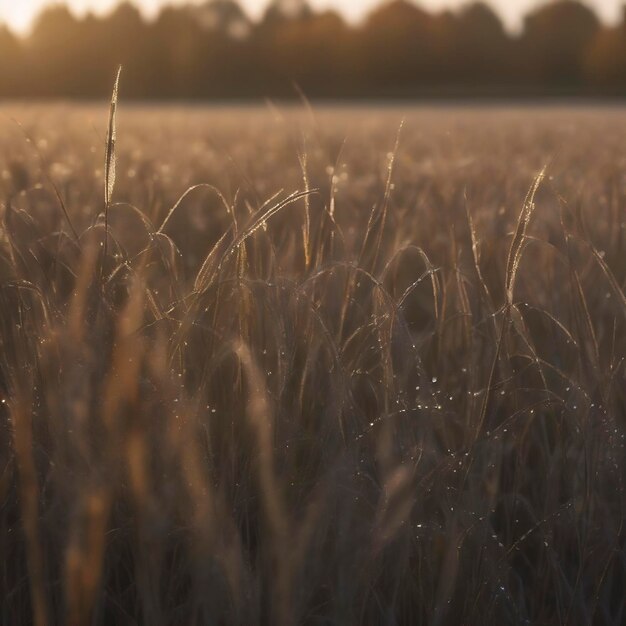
[1,0,626,99]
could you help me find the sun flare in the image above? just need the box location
[1,2,41,33]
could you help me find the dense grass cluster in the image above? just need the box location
[0,102,625,625]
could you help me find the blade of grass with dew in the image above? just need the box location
[103,66,121,275]
[505,167,546,306]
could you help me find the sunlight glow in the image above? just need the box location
[0,0,622,35]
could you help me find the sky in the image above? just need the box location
[0,0,623,35]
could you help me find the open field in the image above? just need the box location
[0,103,624,625]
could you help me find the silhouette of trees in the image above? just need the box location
[451,3,511,85]
[585,9,626,88]
[26,5,84,95]
[521,0,600,86]
[0,0,625,99]
[148,7,205,98]
[256,8,352,95]
[0,26,22,97]
[194,0,251,38]
[359,1,438,90]
[262,0,313,24]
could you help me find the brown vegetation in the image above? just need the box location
[0,98,625,624]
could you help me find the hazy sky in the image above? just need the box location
[1,0,623,34]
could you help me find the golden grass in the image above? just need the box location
[0,99,624,625]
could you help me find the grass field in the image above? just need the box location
[0,102,624,625]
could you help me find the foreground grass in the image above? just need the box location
[0,102,624,625]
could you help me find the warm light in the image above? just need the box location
[0,0,622,35]
[0,1,44,34]
[0,1,130,34]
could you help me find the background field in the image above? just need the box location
[0,104,625,625]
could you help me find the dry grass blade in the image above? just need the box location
[298,150,312,270]
[102,66,121,274]
[505,167,546,305]
[359,120,403,271]
[390,245,441,322]
[587,241,626,316]
[465,201,495,315]
[157,183,230,234]
[104,66,121,211]
[572,270,600,367]
[216,189,317,274]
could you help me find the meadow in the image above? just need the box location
[0,101,624,625]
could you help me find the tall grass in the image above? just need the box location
[0,97,624,625]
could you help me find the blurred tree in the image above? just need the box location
[193,0,251,39]
[0,26,23,96]
[187,0,254,97]
[98,3,153,97]
[521,0,600,86]
[262,0,313,24]
[451,2,511,84]
[584,7,626,89]
[27,5,83,95]
[4,0,626,99]
[359,0,438,93]
[150,7,206,98]
[259,9,351,96]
